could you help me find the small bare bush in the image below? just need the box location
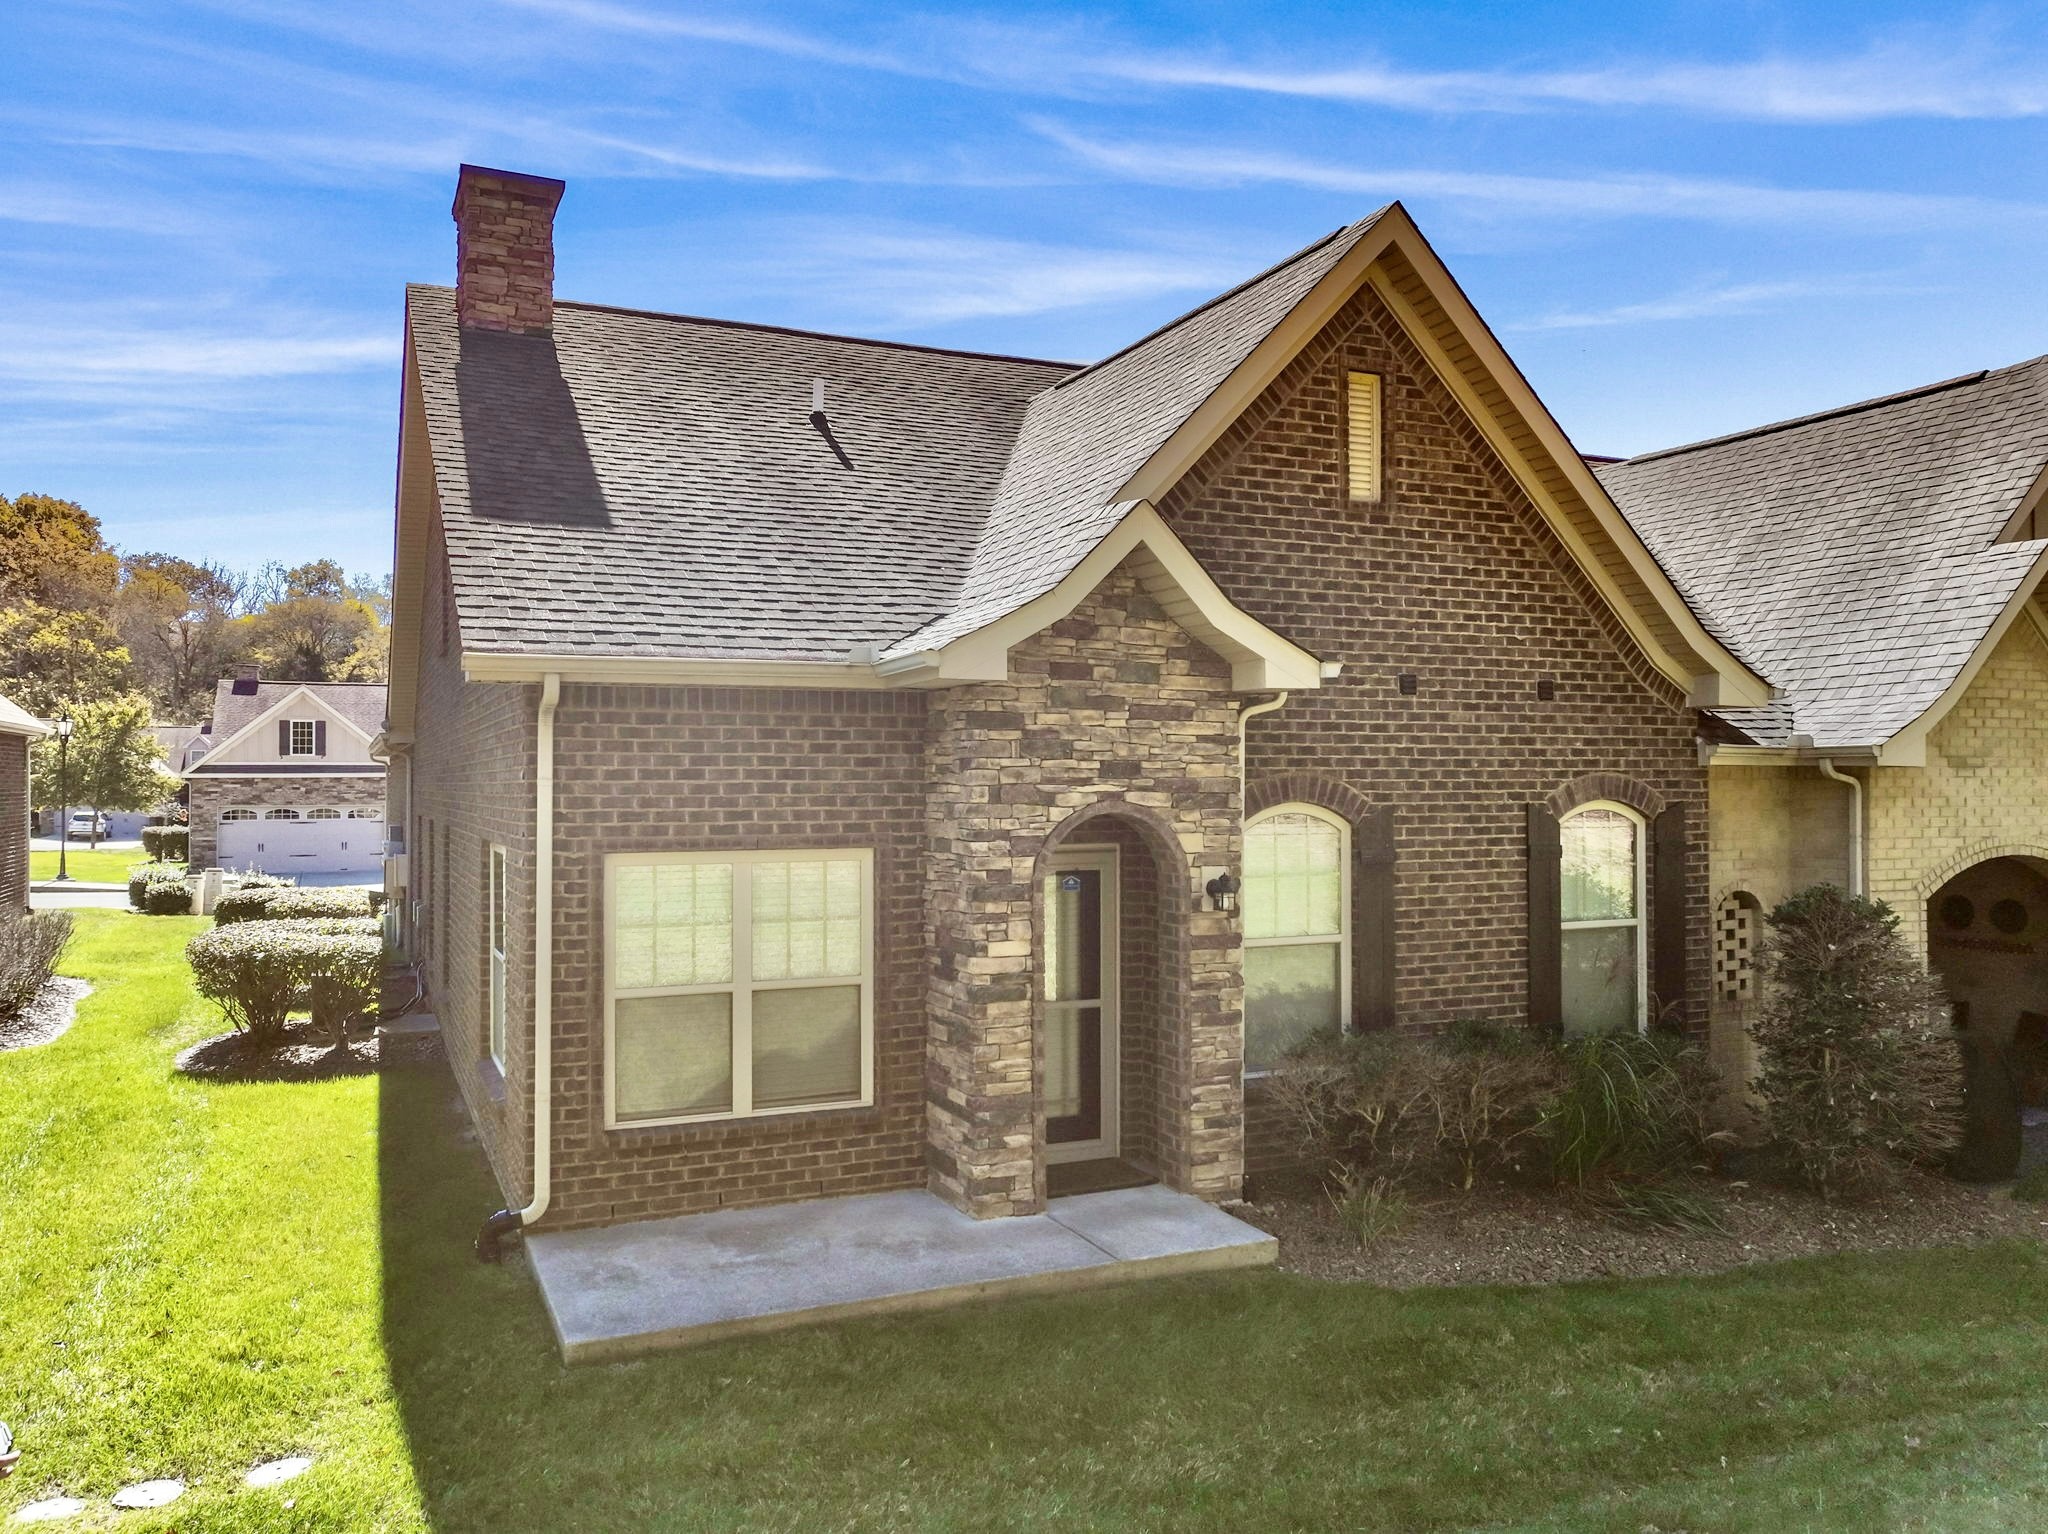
[0,912,72,1020]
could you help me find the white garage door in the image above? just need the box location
[218,807,383,876]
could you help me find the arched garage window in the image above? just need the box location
[220,808,257,823]
[263,808,301,821]
[1560,802,1646,1035]
[1243,804,1350,1072]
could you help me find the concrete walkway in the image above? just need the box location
[526,1183,1276,1362]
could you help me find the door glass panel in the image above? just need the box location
[1245,942,1341,1071]
[1563,926,1638,1036]
[1046,1005,1102,1142]
[1045,870,1102,1003]
[1562,809,1637,921]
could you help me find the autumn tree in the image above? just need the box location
[0,493,119,610]
[0,605,136,715]
[115,553,251,720]
[244,559,387,682]
[29,693,180,846]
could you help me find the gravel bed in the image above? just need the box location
[0,977,92,1051]
[175,1021,444,1082]
[1234,1169,2048,1288]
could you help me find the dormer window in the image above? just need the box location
[282,718,323,757]
[1346,370,1383,503]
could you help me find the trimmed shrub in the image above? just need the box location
[1546,1032,1721,1187]
[1752,885,1965,1199]
[185,918,382,1043]
[214,885,371,926]
[0,911,73,1021]
[128,862,189,911]
[140,825,189,863]
[141,880,194,916]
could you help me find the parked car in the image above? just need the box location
[65,811,108,841]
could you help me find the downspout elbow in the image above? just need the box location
[1815,757,1865,898]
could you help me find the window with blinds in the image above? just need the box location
[605,849,873,1126]
[1346,370,1383,502]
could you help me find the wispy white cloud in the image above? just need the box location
[1507,276,1931,332]
[0,320,396,385]
[495,0,921,75]
[1095,34,2048,123]
[748,222,1241,328]
[1034,121,2048,232]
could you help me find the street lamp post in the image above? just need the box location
[52,716,75,884]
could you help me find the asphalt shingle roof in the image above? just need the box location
[206,679,388,746]
[1598,359,2048,749]
[407,212,1387,664]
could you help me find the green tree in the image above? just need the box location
[30,693,180,847]
[115,553,251,719]
[245,559,385,682]
[0,603,136,715]
[0,492,119,610]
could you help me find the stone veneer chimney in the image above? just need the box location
[451,164,567,334]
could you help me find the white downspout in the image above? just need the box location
[1238,693,1290,816]
[479,673,559,1257]
[1816,758,1864,897]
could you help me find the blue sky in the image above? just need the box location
[5,1,2047,579]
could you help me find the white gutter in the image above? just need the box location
[1816,758,1865,897]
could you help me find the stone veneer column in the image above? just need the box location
[923,560,1246,1218]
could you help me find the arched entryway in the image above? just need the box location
[1928,856,2048,1179]
[1035,804,1194,1200]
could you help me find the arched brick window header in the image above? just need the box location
[1546,772,1667,821]
[1246,772,1374,824]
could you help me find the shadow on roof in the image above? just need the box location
[457,328,611,530]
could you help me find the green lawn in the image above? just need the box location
[6,913,2048,1531]
[28,848,163,884]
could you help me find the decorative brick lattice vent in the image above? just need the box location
[1716,892,1760,1004]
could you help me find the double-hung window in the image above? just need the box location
[1560,803,1646,1035]
[1242,806,1351,1073]
[606,849,873,1127]
[488,845,508,1070]
[288,719,317,756]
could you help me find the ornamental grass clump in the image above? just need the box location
[1751,885,1964,1200]
[0,911,72,1021]
[1546,1031,1720,1188]
[186,918,382,1044]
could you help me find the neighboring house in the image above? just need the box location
[182,670,389,877]
[0,694,50,912]
[1600,366,2048,1090]
[388,165,1767,1241]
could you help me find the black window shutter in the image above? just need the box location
[1527,804,1562,1032]
[277,720,290,756]
[1652,804,1689,1028]
[314,719,327,757]
[1354,806,1397,1030]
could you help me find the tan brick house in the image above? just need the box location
[386,166,1768,1247]
[0,693,49,914]
[1601,370,2048,1095]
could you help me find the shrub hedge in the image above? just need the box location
[0,911,73,1021]
[214,886,373,925]
[140,825,190,863]
[141,881,194,916]
[185,918,382,1042]
[128,862,190,911]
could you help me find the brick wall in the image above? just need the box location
[542,682,930,1231]
[188,774,386,868]
[410,512,539,1211]
[925,560,1244,1217]
[1867,617,2048,956]
[0,733,26,914]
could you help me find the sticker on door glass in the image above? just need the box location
[1060,874,1082,892]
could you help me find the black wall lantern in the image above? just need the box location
[1205,873,1240,913]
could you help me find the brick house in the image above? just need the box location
[385,165,1766,1245]
[182,673,388,876]
[1600,368,2048,1096]
[0,693,49,914]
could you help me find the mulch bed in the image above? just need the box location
[1233,1168,2048,1288]
[0,977,92,1051]
[174,1021,444,1083]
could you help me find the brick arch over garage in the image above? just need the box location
[1546,771,1669,820]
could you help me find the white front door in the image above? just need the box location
[1044,846,1120,1165]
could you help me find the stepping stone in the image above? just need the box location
[11,1499,86,1524]
[110,1479,183,1510]
[244,1456,311,1488]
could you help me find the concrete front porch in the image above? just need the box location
[525,1184,1276,1363]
